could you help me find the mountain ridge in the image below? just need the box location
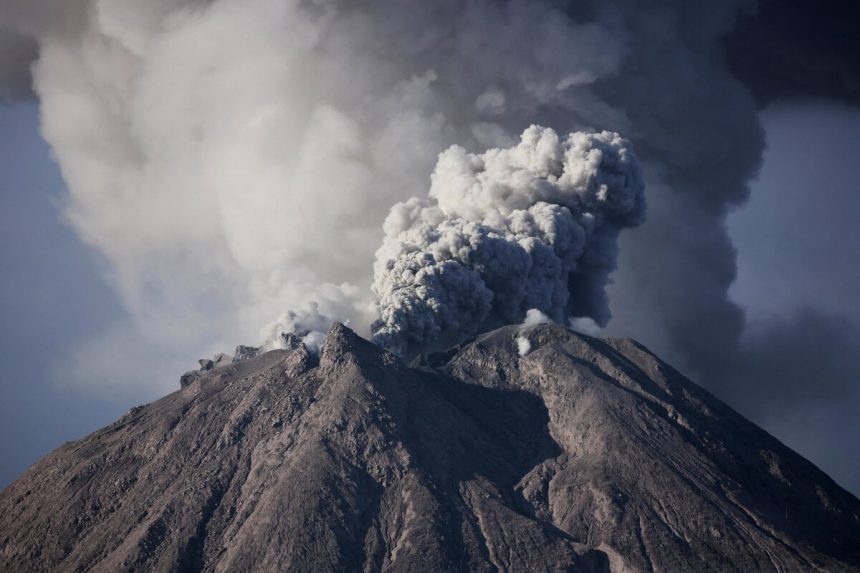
[1,322,858,572]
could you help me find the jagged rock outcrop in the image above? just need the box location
[232,345,261,363]
[1,323,858,572]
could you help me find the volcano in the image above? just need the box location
[1,323,858,572]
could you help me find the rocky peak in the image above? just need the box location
[232,345,260,363]
[318,321,395,371]
[1,323,858,572]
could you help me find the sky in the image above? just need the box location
[0,0,858,495]
[726,101,860,492]
[0,103,135,486]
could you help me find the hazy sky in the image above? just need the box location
[0,104,130,486]
[1,0,858,496]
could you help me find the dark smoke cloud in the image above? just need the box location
[726,0,860,107]
[0,30,37,103]
[721,308,860,494]
[585,2,764,384]
[0,0,765,395]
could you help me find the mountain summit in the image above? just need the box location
[1,323,859,572]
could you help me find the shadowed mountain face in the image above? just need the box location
[1,323,859,572]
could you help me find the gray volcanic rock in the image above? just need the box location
[232,345,261,363]
[1,323,859,572]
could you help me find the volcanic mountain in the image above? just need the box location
[1,323,859,572]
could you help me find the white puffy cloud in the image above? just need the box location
[523,309,553,326]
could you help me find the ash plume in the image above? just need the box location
[0,0,767,387]
[371,126,644,355]
[0,0,761,388]
[0,1,834,404]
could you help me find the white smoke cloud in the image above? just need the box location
[2,0,641,384]
[516,336,532,357]
[516,309,553,356]
[261,285,364,354]
[371,126,644,355]
[569,316,602,336]
[523,309,553,327]
[1,0,764,393]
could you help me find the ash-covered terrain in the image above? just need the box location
[1,323,859,572]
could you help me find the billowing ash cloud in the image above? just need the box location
[0,0,652,372]
[372,126,644,355]
[0,0,765,383]
[0,1,826,394]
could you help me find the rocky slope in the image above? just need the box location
[1,323,859,572]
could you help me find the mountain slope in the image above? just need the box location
[1,323,858,572]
